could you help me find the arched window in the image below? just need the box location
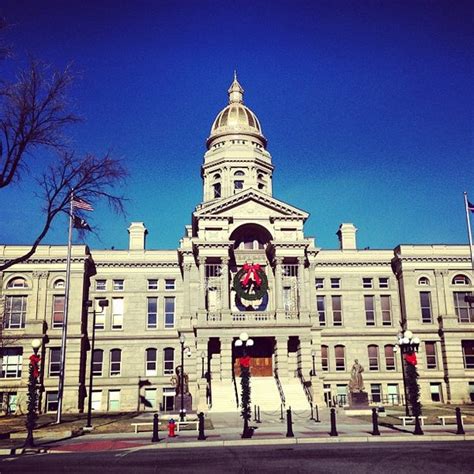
[53,279,65,289]
[368,345,379,370]
[110,349,121,376]
[452,274,471,285]
[384,345,396,370]
[334,345,345,371]
[146,348,157,376]
[418,276,430,286]
[163,347,174,375]
[7,277,27,289]
[234,170,245,176]
[213,173,221,180]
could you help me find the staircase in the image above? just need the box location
[208,380,239,413]
[280,378,311,410]
[250,377,282,412]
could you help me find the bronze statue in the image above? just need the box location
[348,359,365,393]
[171,365,189,395]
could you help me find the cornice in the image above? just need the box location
[315,260,392,267]
[95,261,179,269]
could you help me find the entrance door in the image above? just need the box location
[234,357,272,377]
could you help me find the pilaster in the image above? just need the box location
[274,336,289,378]
[220,336,233,380]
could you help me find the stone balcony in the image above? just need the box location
[196,310,310,327]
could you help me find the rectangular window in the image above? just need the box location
[420,292,433,323]
[454,292,473,323]
[111,298,124,330]
[330,278,341,289]
[321,345,329,371]
[315,278,324,289]
[234,180,244,192]
[317,296,326,326]
[144,388,157,409]
[95,280,106,291]
[381,295,392,326]
[147,279,158,291]
[46,392,58,412]
[332,296,342,326]
[336,384,347,405]
[147,297,158,329]
[364,295,375,326]
[1,392,17,414]
[462,340,474,369]
[368,345,379,370]
[469,382,474,403]
[362,278,373,289]
[430,383,442,402]
[163,348,174,375]
[0,348,23,378]
[371,384,382,403]
[52,295,65,328]
[165,279,175,291]
[384,345,396,371]
[95,298,106,330]
[113,279,124,291]
[387,384,399,404]
[91,390,102,411]
[283,286,293,311]
[334,346,345,371]
[425,342,438,369]
[108,390,121,411]
[92,349,103,376]
[110,349,121,376]
[49,348,61,377]
[146,348,157,376]
[4,296,27,329]
[164,297,175,329]
[379,277,389,289]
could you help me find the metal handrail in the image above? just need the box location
[274,368,286,407]
[296,368,313,407]
[232,365,240,409]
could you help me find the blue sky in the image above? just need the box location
[0,0,472,251]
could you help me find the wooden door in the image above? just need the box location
[234,357,272,377]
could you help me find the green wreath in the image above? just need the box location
[233,267,268,301]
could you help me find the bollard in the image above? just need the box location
[286,408,294,438]
[254,404,258,422]
[198,412,206,440]
[371,408,380,436]
[455,407,465,435]
[257,406,262,423]
[152,413,160,442]
[315,404,320,423]
[413,415,424,436]
[280,404,284,421]
[329,407,338,436]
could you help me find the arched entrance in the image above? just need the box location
[233,336,274,377]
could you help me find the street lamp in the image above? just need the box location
[178,334,191,422]
[85,299,109,430]
[24,338,42,450]
[235,332,254,438]
[310,350,316,376]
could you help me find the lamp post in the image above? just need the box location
[24,338,42,450]
[310,350,316,377]
[235,332,254,438]
[201,351,206,379]
[85,299,108,430]
[178,334,191,422]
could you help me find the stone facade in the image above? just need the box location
[0,77,473,415]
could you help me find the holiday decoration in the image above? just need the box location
[240,359,252,438]
[404,353,417,366]
[405,362,422,417]
[233,262,268,301]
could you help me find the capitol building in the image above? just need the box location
[0,76,473,415]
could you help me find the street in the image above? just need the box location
[2,441,474,473]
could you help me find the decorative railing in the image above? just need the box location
[232,311,275,323]
[274,369,286,408]
[199,311,303,325]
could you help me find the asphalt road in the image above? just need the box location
[2,441,474,473]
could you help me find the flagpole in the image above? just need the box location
[464,192,474,274]
[56,189,74,424]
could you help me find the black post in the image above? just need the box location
[371,407,380,436]
[455,407,465,435]
[180,341,185,422]
[286,408,294,438]
[329,407,338,436]
[152,413,160,442]
[280,404,284,421]
[24,346,40,449]
[413,415,424,435]
[257,406,261,423]
[254,404,257,422]
[315,404,320,423]
[198,412,206,440]
[310,404,314,421]
[85,308,97,429]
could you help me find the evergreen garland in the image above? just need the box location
[240,365,252,437]
[233,268,268,301]
[405,361,422,416]
[25,361,38,436]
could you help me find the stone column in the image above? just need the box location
[220,336,233,380]
[198,257,206,312]
[274,257,284,313]
[221,257,230,310]
[297,257,307,312]
[297,335,312,380]
[274,336,289,379]
[183,262,192,320]
[308,262,317,314]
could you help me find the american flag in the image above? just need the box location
[468,200,474,213]
[72,197,94,212]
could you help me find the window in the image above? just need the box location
[469,382,474,402]
[334,345,345,371]
[370,384,382,403]
[164,297,175,329]
[0,348,23,378]
[144,388,157,409]
[454,292,473,323]
[165,279,175,291]
[315,278,324,289]
[234,180,244,192]
[420,292,433,323]
[452,274,470,285]
[363,278,373,289]
[146,348,157,376]
[95,298,106,329]
[332,296,342,326]
[213,182,221,198]
[387,384,399,404]
[95,280,106,291]
[462,341,474,369]
[0,392,17,414]
[283,286,294,311]
[52,295,65,328]
[234,170,245,176]
[46,392,58,412]
[110,349,121,376]
[368,345,379,371]
[163,347,174,375]
[111,298,124,330]
[430,383,442,402]
[6,277,27,289]
[91,390,102,411]
[92,349,104,376]
[113,279,124,291]
[384,345,396,371]
[108,390,121,411]
[53,279,65,289]
[317,296,326,326]
[49,348,61,377]
[330,278,341,289]
[364,296,375,326]
[425,342,437,369]
[147,297,158,329]
[147,279,158,291]
[418,276,430,286]
[378,277,389,289]
[4,296,27,329]
[381,295,392,326]
[336,385,347,405]
[321,345,329,371]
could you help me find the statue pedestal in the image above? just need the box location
[175,393,193,415]
[345,391,372,416]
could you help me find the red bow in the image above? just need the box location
[29,354,41,378]
[241,263,262,286]
[404,353,417,366]
[240,356,251,368]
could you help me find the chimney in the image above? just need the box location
[128,222,148,250]
[337,223,357,250]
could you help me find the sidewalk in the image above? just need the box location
[2,408,473,455]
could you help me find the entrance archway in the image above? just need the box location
[233,336,274,377]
